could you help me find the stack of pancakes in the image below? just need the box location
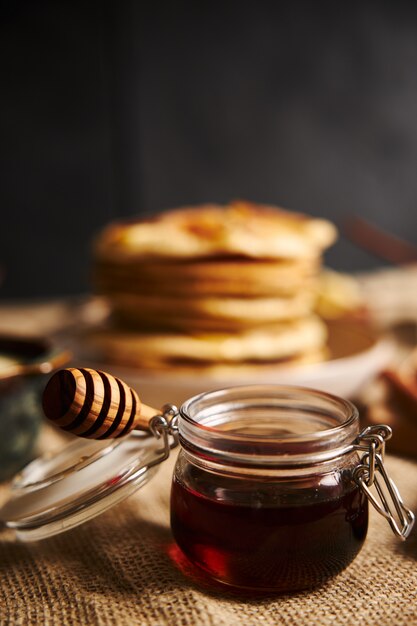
[90,201,337,375]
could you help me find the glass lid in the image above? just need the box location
[0,430,171,541]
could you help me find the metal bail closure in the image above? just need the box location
[148,403,179,465]
[353,425,415,540]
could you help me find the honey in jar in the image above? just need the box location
[171,386,378,592]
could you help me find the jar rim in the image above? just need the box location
[179,384,359,467]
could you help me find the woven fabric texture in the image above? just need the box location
[1,269,417,626]
[1,426,417,626]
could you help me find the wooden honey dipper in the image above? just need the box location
[42,368,161,439]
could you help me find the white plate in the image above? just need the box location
[81,320,394,408]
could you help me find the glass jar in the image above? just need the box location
[1,381,413,594]
[170,385,389,593]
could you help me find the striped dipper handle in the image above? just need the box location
[42,368,159,439]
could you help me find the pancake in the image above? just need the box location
[94,201,337,262]
[91,201,337,373]
[85,316,327,366]
[109,291,317,331]
[158,348,328,377]
[94,258,319,297]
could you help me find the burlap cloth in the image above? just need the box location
[1,268,417,625]
[0,426,416,626]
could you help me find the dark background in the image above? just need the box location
[1,1,417,298]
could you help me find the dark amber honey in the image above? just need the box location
[171,473,368,592]
[172,385,372,592]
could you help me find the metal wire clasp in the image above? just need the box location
[353,425,415,540]
[146,403,179,469]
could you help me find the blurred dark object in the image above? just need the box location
[367,351,417,459]
[345,216,417,265]
[0,335,70,481]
